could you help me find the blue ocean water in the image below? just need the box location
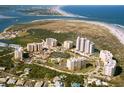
[0,5,75,32]
[0,5,124,32]
[61,5,124,25]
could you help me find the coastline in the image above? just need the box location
[54,6,88,18]
[1,6,124,45]
[31,18,124,45]
[83,21,124,45]
[54,6,124,45]
[66,19,124,45]
[0,6,124,87]
[53,6,124,45]
[53,6,75,17]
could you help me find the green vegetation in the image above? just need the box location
[28,29,77,43]
[12,63,84,87]
[6,84,16,87]
[0,55,14,69]
[9,35,37,47]
[64,75,84,87]
[14,63,59,79]
[6,20,124,86]
[0,47,13,56]
[79,66,95,73]
[9,29,77,47]
[50,52,71,58]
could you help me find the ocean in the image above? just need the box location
[61,5,124,25]
[0,5,74,32]
[0,5,124,32]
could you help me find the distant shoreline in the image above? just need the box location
[30,19,124,45]
[53,6,88,18]
[1,6,124,45]
[54,6,124,45]
[53,6,75,17]
[74,20,124,45]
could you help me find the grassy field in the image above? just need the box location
[6,20,124,86]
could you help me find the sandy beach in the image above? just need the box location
[54,6,124,45]
[83,21,124,45]
[53,6,74,16]
[67,19,124,45]
[33,18,124,45]
[54,6,87,18]
[2,5,124,46]
[52,6,124,45]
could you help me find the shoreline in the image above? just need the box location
[53,6,75,17]
[67,19,124,45]
[54,6,124,45]
[31,18,124,45]
[83,20,124,45]
[1,18,124,45]
[53,6,124,45]
[53,6,88,18]
[68,19,124,45]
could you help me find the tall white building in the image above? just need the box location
[76,36,81,51]
[100,50,116,76]
[27,43,35,52]
[80,38,85,52]
[66,57,86,71]
[37,43,43,51]
[27,42,43,52]
[89,42,95,54]
[76,36,95,55]
[34,43,38,52]
[14,47,23,61]
[100,50,113,65]
[63,41,73,49]
[46,38,57,48]
[104,59,116,76]
[84,39,90,54]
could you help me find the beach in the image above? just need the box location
[0,5,124,87]
[71,19,124,45]
[1,5,124,46]
[2,17,124,46]
[83,21,124,45]
[33,18,124,45]
[53,6,124,45]
[54,6,88,18]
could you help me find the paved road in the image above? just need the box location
[34,58,102,77]
[0,52,14,58]
[34,63,88,76]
